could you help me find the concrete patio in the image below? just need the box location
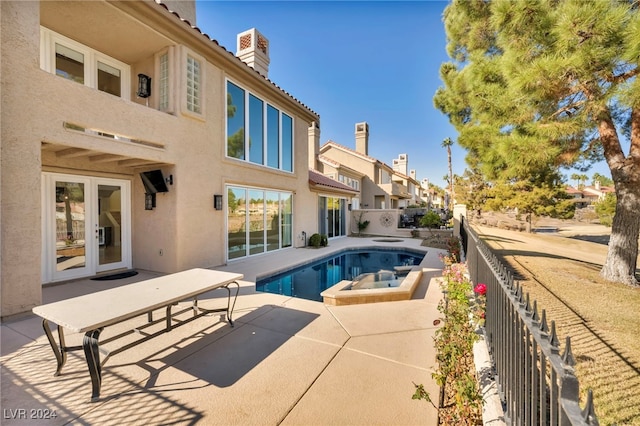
[1,237,445,425]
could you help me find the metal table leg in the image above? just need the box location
[225,281,240,326]
[42,319,67,376]
[83,328,104,402]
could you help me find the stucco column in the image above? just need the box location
[1,1,43,318]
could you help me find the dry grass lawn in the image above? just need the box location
[474,223,640,426]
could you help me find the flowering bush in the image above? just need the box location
[473,283,487,327]
[414,258,482,425]
[473,283,486,296]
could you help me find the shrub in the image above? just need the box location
[595,193,616,227]
[420,211,442,228]
[309,233,322,247]
[320,234,328,247]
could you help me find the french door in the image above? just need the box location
[42,173,131,283]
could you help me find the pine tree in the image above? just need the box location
[435,0,640,286]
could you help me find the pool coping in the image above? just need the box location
[254,245,428,282]
[320,267,423,305]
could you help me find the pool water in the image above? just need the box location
[256,248,425,302]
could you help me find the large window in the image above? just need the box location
[41,27,130,99]
[226,80,294,172]
[227,186,292,260]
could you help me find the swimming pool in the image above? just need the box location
[255,248,425,302]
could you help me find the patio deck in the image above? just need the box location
[1,237,445,425]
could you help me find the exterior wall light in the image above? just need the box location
[214,194,223,211]
[137,74,152,98]
[145,193,156,210]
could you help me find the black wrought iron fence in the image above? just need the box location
[461,217,599,426]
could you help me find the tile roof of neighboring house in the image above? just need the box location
[565,186,583,195]
[320,141,393,170]
[318,155,365,177]
[583,185,615,195]
[154,1,318,118]
[309,170,359,194]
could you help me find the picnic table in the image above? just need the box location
[32,268,243,401]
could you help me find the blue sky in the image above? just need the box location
[195,0,612,188]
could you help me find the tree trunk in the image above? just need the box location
[599,107,640,286]
[600,180,640,286]
[448,146,453,211]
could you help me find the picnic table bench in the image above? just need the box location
[32,268,243,401]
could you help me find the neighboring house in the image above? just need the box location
[565,182,615,209]
[308,170,359,238]
[316,122,419,210]
[1,1,322,317]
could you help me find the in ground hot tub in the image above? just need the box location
[350,270,400,289]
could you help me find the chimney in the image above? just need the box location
[236,28,270,77]
[410,169,416,180]
[355,122,369,155]
[308,121,320,170]
[393,154,408,175]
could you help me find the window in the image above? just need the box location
[227,82,245,160]
[249,95,264,165]
[186,55,201,114]
[41,27,130,99]
[227,186,293,260]
[226,80,294,172]
[97,61,121,97]
[158,52,170,111]
[282,113,293,172]
[55,44,84,84]
[266,105,279,168]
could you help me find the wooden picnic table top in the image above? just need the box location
[32,269,243,333]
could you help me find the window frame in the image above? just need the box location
[225,78,295,173]
[40,27,131,100]
[181,48,205,119]
[155,47,176,113]
[226,185,293,261]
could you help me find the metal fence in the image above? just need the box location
[460,217,600,426]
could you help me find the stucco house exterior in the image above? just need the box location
[317,122,424,211]
[565,181,615,208]
[1,0,334,318]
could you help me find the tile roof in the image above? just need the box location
[309,170,359,194]
[154,1,318,118]
[320,141,380,163]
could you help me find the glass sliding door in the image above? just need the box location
[281,193,292,248]
[43,174,131,283]
[227,187,247,260]
[249,189,265,255]
[266,191,280,252]
[226,186,292,260]
[319,196,347,239]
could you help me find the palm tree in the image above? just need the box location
[579,174,589,189]
[570,173,581,188]
[442,138,454,211]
